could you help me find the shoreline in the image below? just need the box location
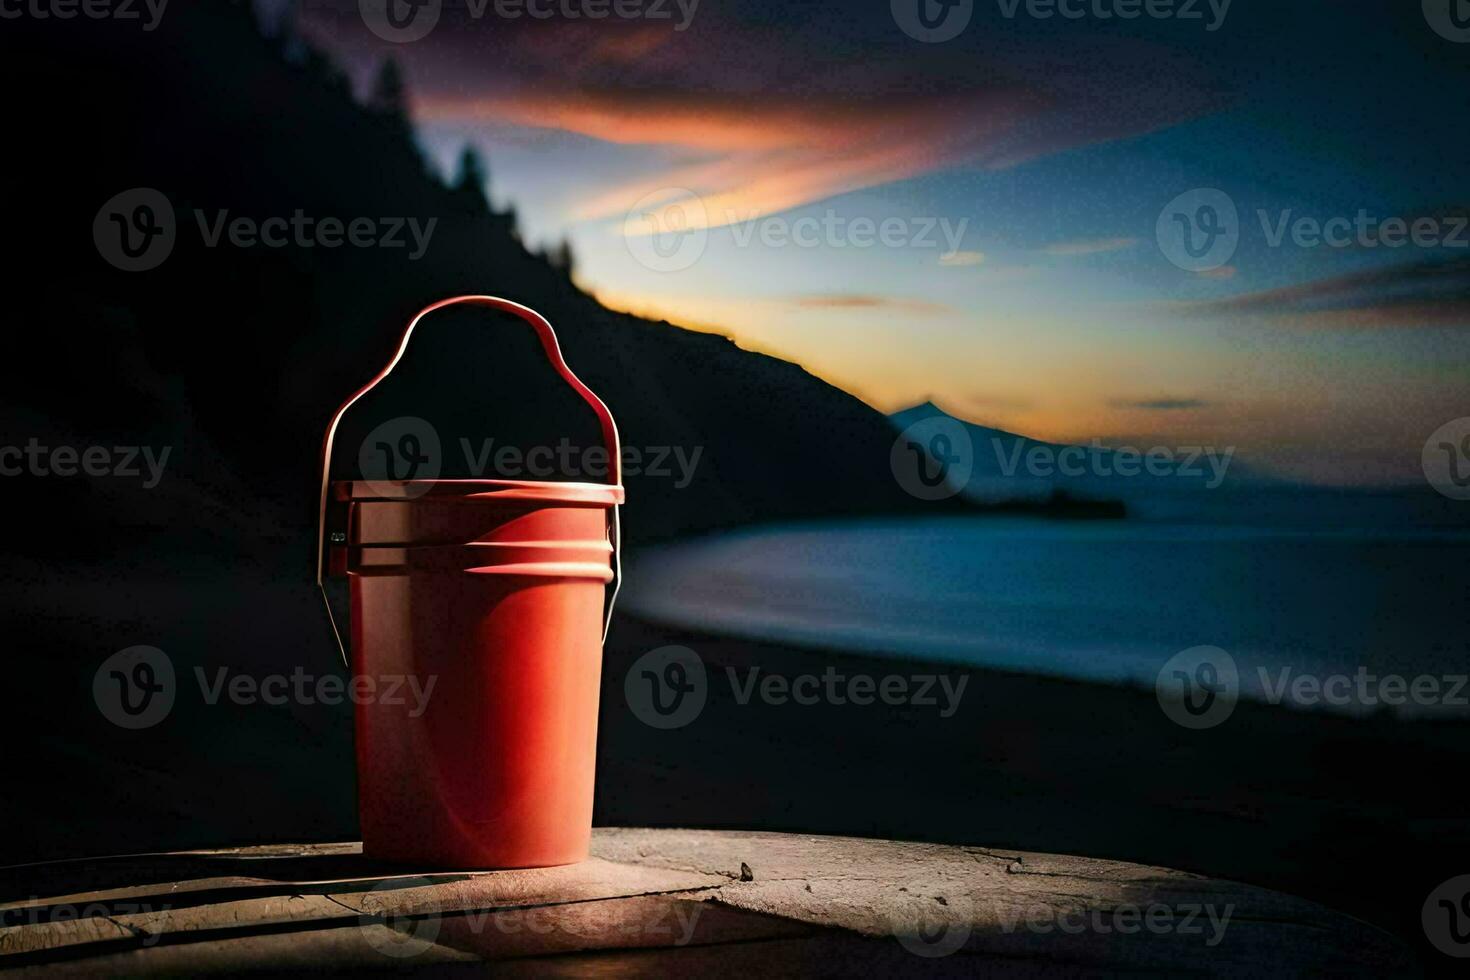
[616,600,1470,721]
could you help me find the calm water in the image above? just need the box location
[622,515,1470,716]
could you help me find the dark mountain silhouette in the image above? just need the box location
[0,0,968,859]
[1,0,948,577]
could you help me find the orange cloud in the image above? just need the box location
[789,294,952,314]
[305,5,1228,238]
[586,26,675,64]
[417,85,1034,229]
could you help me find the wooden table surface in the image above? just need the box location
[0,829,1415,976]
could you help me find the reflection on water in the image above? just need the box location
[623,515,1470,716]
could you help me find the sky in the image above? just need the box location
[284,0,1470,485]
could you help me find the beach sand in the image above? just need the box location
[6,590,1463,969]
[597,615,1470,965]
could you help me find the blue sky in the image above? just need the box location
[292,0,1470,484]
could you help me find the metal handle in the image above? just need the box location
[315,295,623,666]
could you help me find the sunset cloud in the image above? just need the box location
[301,4,1229,229]
[790,295,952,314]
[1110,398,1210,411]
[418,84,1034,229]
[1043,237,1137,257]
[1174,258,1470,329]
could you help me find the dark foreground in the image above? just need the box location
[0,831,1413,975]
[596,617,1469,972]
[5,606,1466,972]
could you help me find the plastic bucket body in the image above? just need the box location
[315,297,624,870]
[341,479,620,868]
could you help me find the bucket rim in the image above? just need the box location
[333,478,624,505]
[347,542,616,581]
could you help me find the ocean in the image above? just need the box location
[622,497,1470,717]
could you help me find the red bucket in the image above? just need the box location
[315,296,622,869]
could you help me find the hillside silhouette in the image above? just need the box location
[0,0,1105,862]
[0,0,973,859]
[1,0,947,577]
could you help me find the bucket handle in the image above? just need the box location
[315,295,623,667]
